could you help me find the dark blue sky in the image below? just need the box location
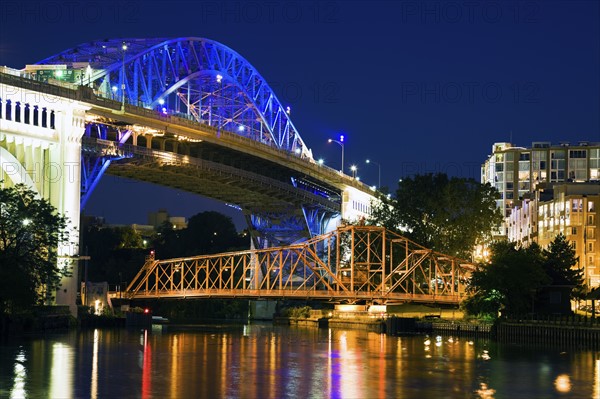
[1,1,598,229]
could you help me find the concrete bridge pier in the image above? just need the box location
[0,81,89,316]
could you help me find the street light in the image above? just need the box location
[121,43,128,112]
[216,74,223,134]
[365,159,381,189]
[350,164,357,179]
[328,134,345,174]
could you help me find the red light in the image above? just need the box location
[144,308,149,314]
[150,250,155,255]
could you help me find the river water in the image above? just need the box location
[0,324,598,398]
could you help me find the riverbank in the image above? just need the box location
[0,307,74,336]
[275,312,600,348]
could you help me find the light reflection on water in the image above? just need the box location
[0,325,598,398]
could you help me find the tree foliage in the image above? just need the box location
[368,173,502,258]
[0,184,71,314]
[82,211,248,286]
[154,211,246,258]
[82,225,147,285]
[542,233,582,289]
[464,235,583,317]
[463,241,549,317]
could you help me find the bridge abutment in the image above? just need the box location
[1,80,89,316]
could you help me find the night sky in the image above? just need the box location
[1,1,598,229]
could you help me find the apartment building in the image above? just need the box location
[507,183,599,288]
[482,141,600,236]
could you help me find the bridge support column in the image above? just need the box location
[302,206,340,237]
[81,124,131,209]
[52,107,88,317]
[246,210,309,249]
[0,81,90,317]
[249,300,278,321]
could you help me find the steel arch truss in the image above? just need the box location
[37,38,310,157]
[80,123,133,208]
[123,225,475,304]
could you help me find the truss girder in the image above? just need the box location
[123,225,474,304]
[37,37,311,158]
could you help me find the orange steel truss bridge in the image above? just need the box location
[119,225,475,305]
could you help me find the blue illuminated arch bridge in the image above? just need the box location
[30,37,376,248]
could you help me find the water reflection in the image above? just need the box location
[91,329,99,399]
[0,326,597,398]
[49,342,73,398]
[595,358,600,398]
[10,348,26,399]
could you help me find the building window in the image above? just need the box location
[590,149,599,180]
[550,150,566,182]
[589,215,595,225]
[589,242,594,253]
[550,170,565,181]
[567,157,588,181]
[572,199,582,212]
[569,150,587,159]
[589,201,596,212]
[519,152,530,161]
[590,256,595,266]
[571,227,577,235]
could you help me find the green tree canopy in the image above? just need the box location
[463,241,549,317]
[368,173,502,258]
[81,225,148,284]
[464,234,585,318]
[542,233,582,290]
[0,184,71,314]
[154,211,246,259]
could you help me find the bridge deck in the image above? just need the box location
[108,289,461,304]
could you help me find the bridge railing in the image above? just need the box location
[122,225,474,304]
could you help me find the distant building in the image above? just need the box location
[148,209,187,230]
[482,141,600,237]
[148,209,170,228]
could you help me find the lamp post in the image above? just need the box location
[365,159,381,189]
[121,43,127,112]
[328,134,345,174]
[350,165,358,179]
[216,74,223,134]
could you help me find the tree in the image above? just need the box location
[153,211,247,259]
[0,184,72,314]
[369,173,502,258]
[542,233,582,292]
[463,241,550,317]
[81,225,148,285]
